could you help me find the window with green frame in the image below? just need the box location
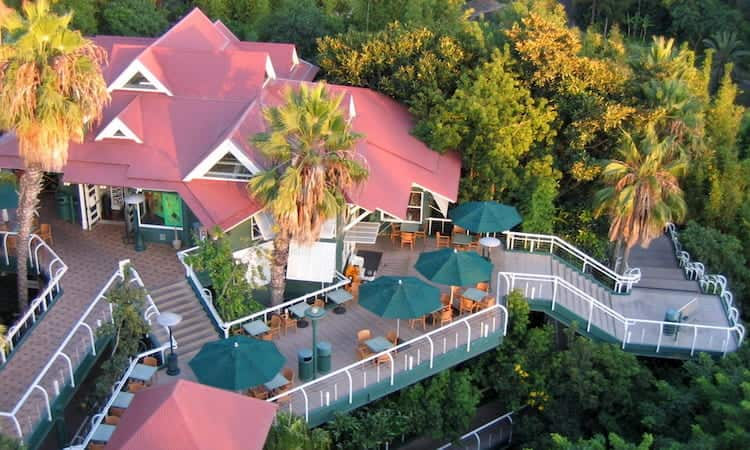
[141,191,183,228]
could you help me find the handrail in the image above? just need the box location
[436,411,514,450]
[503,231,641,293]
[72,344,170,449]
[0,263,129,440]
[498,271,744,357]
[267,305,508,422]
[1,232,68,364]
[177,246,351,338]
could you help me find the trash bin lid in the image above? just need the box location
[664,308,680,322]
[298,348,312,359]
[316,341,331,353]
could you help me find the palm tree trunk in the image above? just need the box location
[622,244,632,273]
[270,231,291,306]
[612,238,623,273]
[15,168,43,312]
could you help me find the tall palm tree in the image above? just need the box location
[703,31,750,92]
[595,127,687,272]
[248,83,368,305]
[0,0,109,310]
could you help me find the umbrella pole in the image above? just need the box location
[396,319,400,342]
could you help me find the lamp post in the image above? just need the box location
[305,305,326,379]
[124,193,146,252]
[157,311,182,376]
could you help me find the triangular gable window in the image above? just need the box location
[124,72,158,90]
[205,153,254,180]
[95,117,142,143]
[108,59,172,96]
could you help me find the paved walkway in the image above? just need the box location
[0,197,183,436]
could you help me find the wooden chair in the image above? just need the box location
[389,223,401,243]
[261,333,273,341]
[39,223,53,245]
[268,315,282,337]
[400,232,415,250]
[475,282,490,293]
[249,387,269,400]
[281,311,297,334]
[357,344,372,360]
[414,228,426,240]
[282,367,295,389]
[452,225,466,235]
[357,329,372,343]
[409,315,427,330]
[104,415,120,425]
[313,298,325,309]
[435,232,451,249]
[467,239,481,253]
[142,356,158,367]
[440,293,451,307]
[88,444,105,450]
[439,307,453,326]
[127,381,146,393]
[109,407,126,417]
[459,297,474,316]
[386,330,398,345]
[231,326,246,336]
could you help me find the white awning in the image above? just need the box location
[286,241,337,282]
[344,222,381,244]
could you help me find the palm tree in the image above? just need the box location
[248,83,368,305]
[703,31,750,92]
[595,127,688,272]
[0,0,109,310]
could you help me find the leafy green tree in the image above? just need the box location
[101,0,168,37]
[416,49,555,201]
[194,0,271,40]
[265,412,332,450]
[53,0,98,34]
[550,432,654,450]
[666,0,747,50]
[703,32,750,91]
[349,0,468,34]
[185,229,263,320]
[248,84,368,305]
[0,435,25,450]
[521,157,560,234]
[258,0,342,59]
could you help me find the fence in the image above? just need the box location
[267,305,508,424]
[497,271,745,357]
[503,231,641,294]
[1,232,67,364]
[436,411,514,450]
[177,246,350,338]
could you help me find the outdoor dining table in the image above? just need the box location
[243,319,270,336]
[327,288,354,314]
[112,391,134,409]
[462,287,487,303]
[400,223,420,233]
[289,302,310,328]
[263,372,290,391]
[452,233,474,246]
[129,363,157,383]
[365,336,394,353]
[91,423,116,443]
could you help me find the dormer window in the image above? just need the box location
[108,59,172,96]
[124,72,157,90]
[95,117,142,143]
[205,153,253,180]
[184,139,260,182]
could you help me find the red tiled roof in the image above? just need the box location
[0,8,460,230]
[105,380,277,450]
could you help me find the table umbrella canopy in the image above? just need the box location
[415,248,493,287]
[449,201,522,233]
[106,380,277,450]
[360,276,442,319]
[189,336,285,391]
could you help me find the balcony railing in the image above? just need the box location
[267,305,508,425]
[503,231,641,293]
[436,411,514,450]
[1,232,67,364]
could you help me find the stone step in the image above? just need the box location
[638,267,686,280]
[151,285,195,303]
[149,279,189,296]
[635,278,701,293]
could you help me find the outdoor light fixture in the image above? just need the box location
[124,193,146,252]
[157,311,183,376]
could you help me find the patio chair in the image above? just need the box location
[475,282,490,293]
[249,387,269,400]
[105,415,120,425]
[409,315,427,330]
[39,223,53,245]
[127,381,146,393]
[142,356,158,367]
[467,239,480,253]
[435,232,451,249]
[440,293,451,307]
[282,367,295,389]
[281,311,297,334]
[452,225,467,235]
[400,232,415,250]
[459,297,474,316]
[313,298,325,309]
[439,307,453,326]
[357,344,372,360]
[389,224,401,243]
[88,444,105,450]
[386,330,398,345]
[261,333,273,341]
[269,315,282,338]
[414,228,426,240]
[357,329,372,343]
[231,327,246,336]
[109,407,126,417]
[474,295,496,313]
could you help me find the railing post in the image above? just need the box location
[587,301,594,332]
[691,327,698,356]
[656,324,664,353]
[622,322,629,349]
[552,277,558,311]
[426,335,435,369]
[464,320,472,351]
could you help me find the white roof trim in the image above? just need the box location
[94,117,142,143]
[291,48,300,67]
[108,59,173,96]
[348,95,357,122]
[184,139,259,181]
[413,183,456,203]
[265,55,277,81]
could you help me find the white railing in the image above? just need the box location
[69,344,171,450]
[1,232,68,364]
[436,411,514,450]
[503,231,641,294]
[178,246,351,338]
[497,272,745,357]
[0,263,126,440]
[267,305,508,423]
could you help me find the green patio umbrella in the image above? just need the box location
[448,201,522,233]
[359,276,442,340]
[414,248,493,303]
[189,336,285,391]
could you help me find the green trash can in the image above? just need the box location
[316,341,332,374]
[55,189,73,223]
[663,309,680,337]
[298,348,313,382]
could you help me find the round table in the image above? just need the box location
[479,236,501,259]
